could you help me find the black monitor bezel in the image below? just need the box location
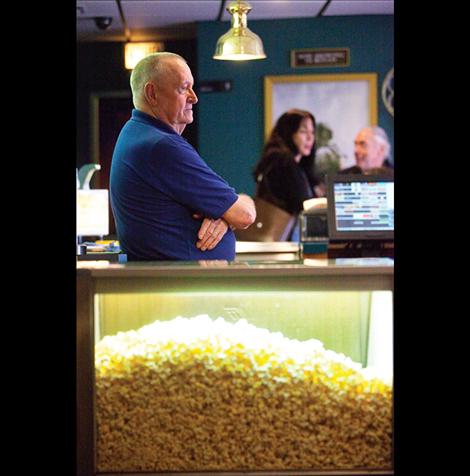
[326,174,394,242]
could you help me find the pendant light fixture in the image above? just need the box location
[213,0,266,61]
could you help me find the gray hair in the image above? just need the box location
[130,52,186,108]
[370,126,391,160]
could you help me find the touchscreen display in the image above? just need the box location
[333,181,394,232]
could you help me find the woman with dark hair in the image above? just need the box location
[252,108,321,240]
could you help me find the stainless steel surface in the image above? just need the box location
[77,259,394,292]
[77,258,394,282]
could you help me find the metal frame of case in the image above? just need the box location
[77,260,394,476]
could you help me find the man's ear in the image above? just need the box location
[143,82,157,106]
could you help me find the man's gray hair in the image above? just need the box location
[370,126,391,160]
[130,52,186,108]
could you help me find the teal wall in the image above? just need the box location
[196,15,394,196]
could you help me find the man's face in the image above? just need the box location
[354,128,384,170]
[154,59,198,132]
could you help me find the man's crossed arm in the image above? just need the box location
[195,194,256,251]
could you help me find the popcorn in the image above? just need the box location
[95,315,392,472]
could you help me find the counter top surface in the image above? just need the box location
[77,257,394,278]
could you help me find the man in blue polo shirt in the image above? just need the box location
[110,52,256,261]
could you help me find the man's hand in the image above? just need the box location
[314,182,327,197]
[195,216,229,251]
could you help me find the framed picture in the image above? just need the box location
[264,73,378,170]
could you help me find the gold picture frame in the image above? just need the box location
[264,73,378,167]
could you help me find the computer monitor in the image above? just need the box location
[326,174,394,243]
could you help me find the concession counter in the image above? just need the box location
[77,258,394,476]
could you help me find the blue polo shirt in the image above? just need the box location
[110,110,238,261]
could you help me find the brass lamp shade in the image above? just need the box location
[213,0,266,61]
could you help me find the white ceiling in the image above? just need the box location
[77,0,394,42]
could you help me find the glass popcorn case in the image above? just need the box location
[77,258,394,476]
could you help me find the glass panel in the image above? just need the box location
[97,290,371,365]
[94,289,393,473]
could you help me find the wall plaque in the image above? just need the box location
[198,80,232,93]
[291,48,350,68]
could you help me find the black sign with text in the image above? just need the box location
[198,80,233,93]
[291,48,350,68]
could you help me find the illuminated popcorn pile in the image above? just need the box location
[95,315,392,472]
